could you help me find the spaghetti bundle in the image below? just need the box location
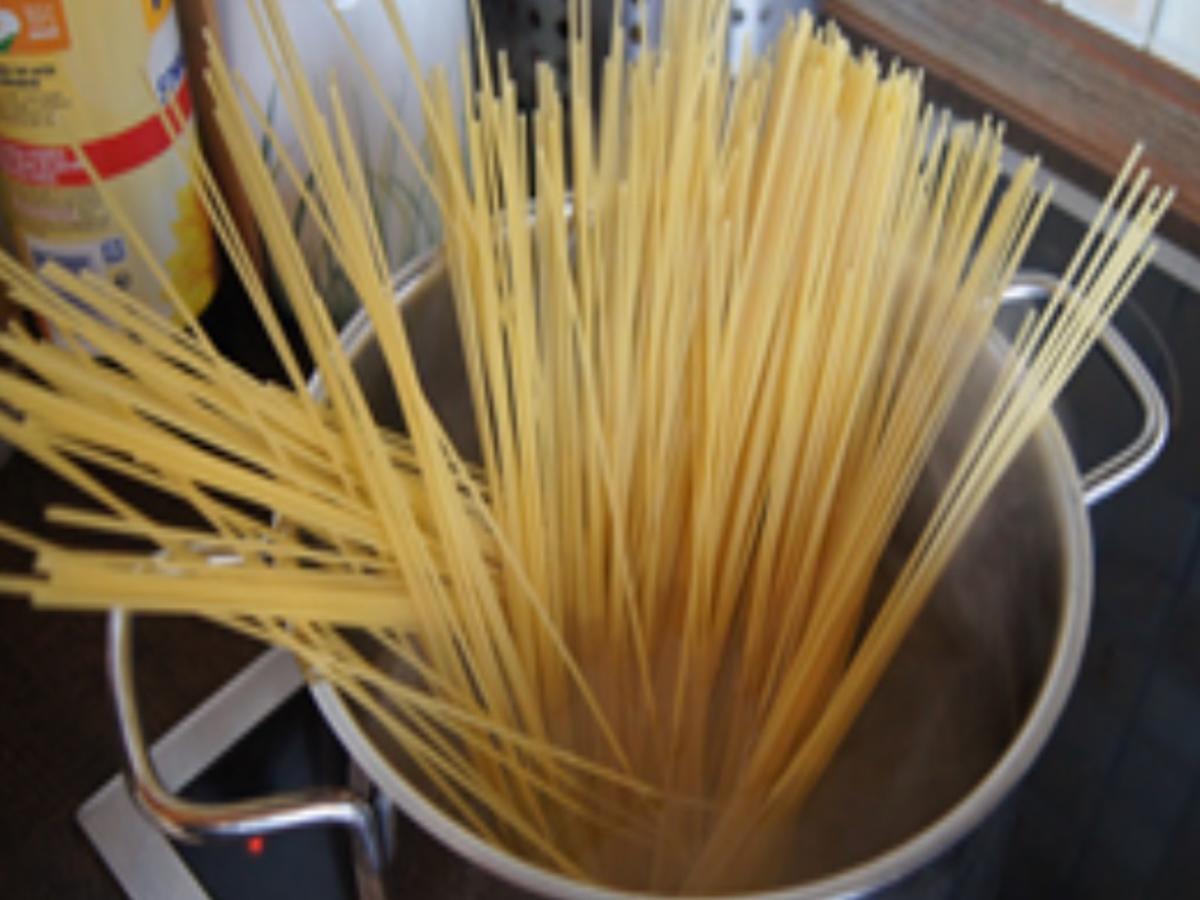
[0,0,1170,892]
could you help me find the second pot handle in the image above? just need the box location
[1002,271,1169,507]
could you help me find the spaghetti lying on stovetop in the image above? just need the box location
[0,0,1170,892]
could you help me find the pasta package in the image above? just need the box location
[0,0,216,321]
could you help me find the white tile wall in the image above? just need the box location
[1063,0,1159,45]
[1150,0,1200,78]
[1049,0,1200,79]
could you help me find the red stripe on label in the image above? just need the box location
[0,78,193,188]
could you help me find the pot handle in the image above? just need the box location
[1003,271,1169,506]
[106,609,387,874]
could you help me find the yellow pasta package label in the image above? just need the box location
[0,0,215,321]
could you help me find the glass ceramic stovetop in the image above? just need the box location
[77,158,1200,900]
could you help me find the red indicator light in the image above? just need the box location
[246,835,265,857]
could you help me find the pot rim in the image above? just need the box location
[309,250,1094,899]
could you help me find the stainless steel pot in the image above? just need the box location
[107,260,1168,898]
